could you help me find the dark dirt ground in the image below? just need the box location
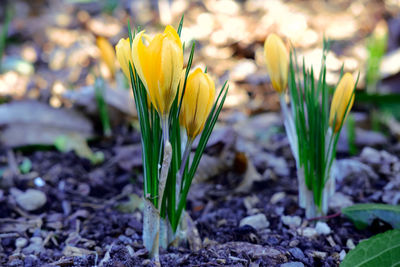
[1,123,397,267]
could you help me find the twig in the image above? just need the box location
[7,149,19,176]
[307,211,342,221]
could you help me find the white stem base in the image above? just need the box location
[297,166,336,219]
[143,199,160,260]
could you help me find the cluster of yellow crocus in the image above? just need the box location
[264,33,355,132]
[116,25,215,139]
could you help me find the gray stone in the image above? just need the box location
[288,247,305,261]
[22,237,43,255]
[30,237,43,244]
[333,159,378,182]
[15,237,28,248]
[118,235,132,244]
[356,128,387,147]
[329,192,354,210]
[315,222,331,235]
[310,251,327,259]
[15,189,47,211]
[282,215,302,228]
[298,227,318,238]
[240,214,270,230]
[270,192,286,204]
[339,250,346,261]
[280,262,305,267]
[346,239,356,249]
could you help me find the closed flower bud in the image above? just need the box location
[180,68,215,139]
[131,25,183,117]
[329,73,355,132]
[96,36,116,77]
[115,38,133,80]
[264,34,289,94]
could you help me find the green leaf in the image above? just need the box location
[19,158,32,174]
[54,134,104,164]
[341,229,400,267]
[342,204,400,230]
[116,194,144,213]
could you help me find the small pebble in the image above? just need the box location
[126,245,135,257]
[141,259,151,265]
[22,237,43,255]
[15,189,47,211]
[326,236,336,247]
[346,239,356,249]
[298,227,318,238]
[310,251,327,259]
[30,237,43,245]
[280,262,305,267]
[118,235,132,244]
[289,240,300,247]
[270,192,286,204]
[15,237,28,248]
[240,214,270,230]
[8,259,24,267]
[282,215,302,228]
[289,247,305,261]
[125,228,135,236]
[34,177,45,187]
[339,250,346,261]
[315,222,331,235]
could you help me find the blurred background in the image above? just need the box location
[0,0,399,159]
[0,0,399,151]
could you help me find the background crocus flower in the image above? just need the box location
[180,68,215,139]
[264,33,289,94]
[131,25,183,117]
[115,37,133,80]
[329,72,355,132]
[96,36,116,77]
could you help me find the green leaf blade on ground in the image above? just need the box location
[342,203,400,230]
[341,229,400,267]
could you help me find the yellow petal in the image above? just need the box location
[264,34,289,94]
[132,30,149,91]
[131,26,183,116]
[180,68,215,139]
[115,38,133,79]
[97,36,116,77]
[329,73,355,132]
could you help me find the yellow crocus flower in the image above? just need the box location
[179,68,215,139]
[131,25,183,117]
[115,37,133,80]
[96,36,116,77]
[329,73,355,132]
[264,33,289,94]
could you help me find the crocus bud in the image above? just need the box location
[264,34,289,94]
[115,38,133,80]
[131,25,183,117]
[329,73,355,132]
[180,68,215,139]
[96,36,116,77]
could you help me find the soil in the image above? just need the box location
[0,124,393,267]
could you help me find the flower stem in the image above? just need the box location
[176,139,193,209]
[162,115,170,145]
